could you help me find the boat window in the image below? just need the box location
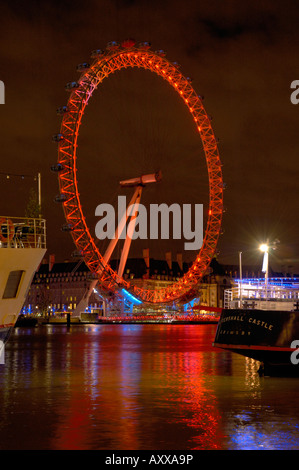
[2,270,24,299]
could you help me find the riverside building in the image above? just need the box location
[23,254,249,318]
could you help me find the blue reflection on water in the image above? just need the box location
[229,411,299,449]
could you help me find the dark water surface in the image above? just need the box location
[1,323,299,450]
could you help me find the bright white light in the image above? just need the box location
[259,243,269,253]
[262,251,268,273]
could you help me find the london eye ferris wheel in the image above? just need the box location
[52,39,224,305]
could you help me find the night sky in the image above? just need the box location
[1,0,299,274]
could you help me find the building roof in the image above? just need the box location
[37,257,189,278]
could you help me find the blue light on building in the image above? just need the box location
[121,288,143,305]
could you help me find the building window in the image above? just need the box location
[2,270,25,299]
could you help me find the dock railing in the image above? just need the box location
[0,216,46,249]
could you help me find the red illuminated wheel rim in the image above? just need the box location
[55,40,223,303]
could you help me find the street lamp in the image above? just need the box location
[239,251,243,308]
[259,242,269,300]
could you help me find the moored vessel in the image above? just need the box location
[213,277,299,375]
[0,216,46,362]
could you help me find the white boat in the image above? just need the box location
[0,216,46,363]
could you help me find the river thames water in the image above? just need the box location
[1,323,299,451]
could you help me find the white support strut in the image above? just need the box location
[73,171,161,316]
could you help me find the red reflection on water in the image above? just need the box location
[50,327,142,450]
[56,396,90,450]
[52,325,225,450]
[7,325,226,450]
[152,325,226,449]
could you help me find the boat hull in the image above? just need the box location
[0,326,13,344]
[0,326,13,364]
[0,246,46,363]
[213,309,299,375]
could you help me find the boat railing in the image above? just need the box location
[0,216,46,249]
[224,284,299,309]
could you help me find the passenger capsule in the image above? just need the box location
[54,194,68,203]
[61,223,73,232]
[52,134,64,142]
[155,49,166,56]
[106,41,120,50]
[56,106,68,115]
[51,163,64,172]
[121,38,136,48]
[90,49,104,58]
[65,81,79,91]
[76,62,90,72]
[138,41,151,50]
